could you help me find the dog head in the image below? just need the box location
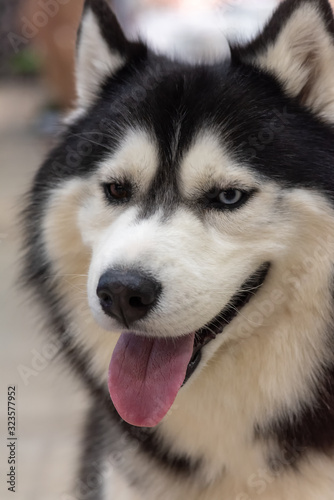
[29,0,334,428]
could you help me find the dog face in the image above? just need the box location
[86,127,279,336]
[26,0,334,431]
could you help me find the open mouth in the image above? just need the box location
[108,262,270,428]
[185,262,271,383]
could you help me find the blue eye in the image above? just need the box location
[205,188,250,210]
[219,189,244,206]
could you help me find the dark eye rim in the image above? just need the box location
[203,188,257,211]
[102,181,132,204]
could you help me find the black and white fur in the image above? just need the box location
[22,0,334,498]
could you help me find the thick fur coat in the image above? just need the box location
[23,0,334,498]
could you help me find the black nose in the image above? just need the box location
[96,269,162,326]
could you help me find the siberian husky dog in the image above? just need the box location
[22,0,334,498]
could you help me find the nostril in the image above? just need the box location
[97,289,113,305]
[129,296,146,308]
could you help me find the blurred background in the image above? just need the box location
[0,0,321,498]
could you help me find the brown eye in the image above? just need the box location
[104,182,131,203]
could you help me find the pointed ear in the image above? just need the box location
[76,0,147,108]
[232,0,334,122]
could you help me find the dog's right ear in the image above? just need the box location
[76,0,147,108]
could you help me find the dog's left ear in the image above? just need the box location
[76,0,147,108]
[232,0,334,122]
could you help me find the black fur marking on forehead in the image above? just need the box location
[133,62,239,219]
[34,47,334,212]
[135,67,191,219]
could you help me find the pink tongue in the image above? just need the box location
[108,332,195,427]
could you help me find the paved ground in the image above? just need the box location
[0,81,88,500]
